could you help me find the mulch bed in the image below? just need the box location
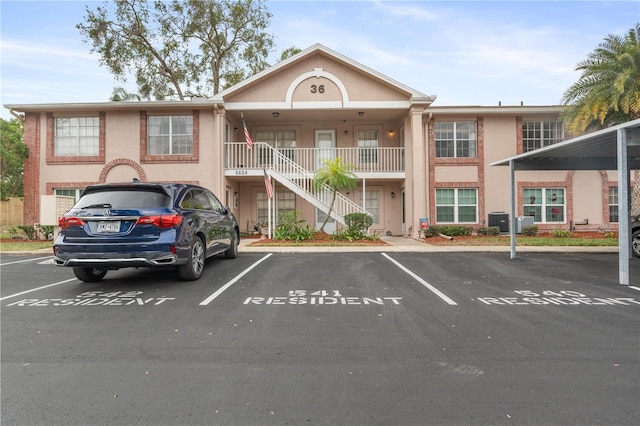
[245,231,388,246]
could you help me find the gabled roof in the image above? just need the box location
[491,118,640,171]
[212,43,436,104]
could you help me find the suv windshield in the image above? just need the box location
[75,190,171,210]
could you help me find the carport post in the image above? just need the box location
[617,128,630,285]
[509,160,517,259]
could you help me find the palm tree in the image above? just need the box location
[561,23,640,134]
[313,157,357,232]
[561,23,640,213]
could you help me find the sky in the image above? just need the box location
[1,0,639,120]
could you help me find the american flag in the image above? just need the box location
[242,113,253,149]
[264,168,274,198]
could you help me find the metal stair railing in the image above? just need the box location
[266,144,368,225]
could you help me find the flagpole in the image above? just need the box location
[268,189,272,239]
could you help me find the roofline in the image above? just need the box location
[491,118,640,167]
[427,105,565,115]
[4,98,222,114]
[213,43,436,103]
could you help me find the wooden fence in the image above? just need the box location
[1,197,24,226]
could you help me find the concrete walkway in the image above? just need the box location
[240,235,620,254]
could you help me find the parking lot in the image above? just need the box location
[2,251,639,425]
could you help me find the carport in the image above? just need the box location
[492,118,640,285]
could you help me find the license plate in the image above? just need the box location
[97,221,121,233]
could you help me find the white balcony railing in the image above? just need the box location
[225,143,405,173]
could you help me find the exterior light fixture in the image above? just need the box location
[358,112,364,117]
[391,192,395,199]
[272,112,280,118]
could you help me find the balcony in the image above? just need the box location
[225,143,405,177]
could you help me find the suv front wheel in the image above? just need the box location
[632,228,640,258]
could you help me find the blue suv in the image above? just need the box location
[53,181,239,282]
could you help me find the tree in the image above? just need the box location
[0,118,28,200]
[313,157,357,233]
[161,0,274,94]
[561,24,640,214]
[77,0,274,99]
[561,23,640,134]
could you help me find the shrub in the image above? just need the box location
[422,226,440,238]
[551,229,572,238]
[39,225,54,240]
[17,225,37,240]
[344,212,373,232]
[478,226,501,236]
[438,225,472,237]
[273,210,316,242]
[521,225,538,236]
[339,212,374,240]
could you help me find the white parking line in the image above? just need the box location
[630,286,640,292]
[382,253,458,305]
[1,256,53,266]
[200,253,273,306]
[0,278,78,301]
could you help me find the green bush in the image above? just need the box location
[422,225,471,238]
[478,226,501,236]
[17,225,37,240]
[338,212,374,240]
[438,225,472,237]
[551,229,571,238]
[521,225,538,236]
[422,226,440,238]
[273,210,316,242]
[39,225,54,240]
[344,212,373,232]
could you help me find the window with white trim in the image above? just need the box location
[54,188,82,203]
[257,191,296,226]
[255,130,297,164]
[609,186,618,223]
[522,121,564,152]
[364,190,380,224]
[436,188,477,223]
[435,121,477,158]
[358,129,378,163]
[523,188,565,223]
[54,117,99,156]
[148,115,193,155]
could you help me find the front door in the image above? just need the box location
[315,129,336,169]
[315,130,337,233]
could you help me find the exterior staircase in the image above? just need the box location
[266,144,369,225]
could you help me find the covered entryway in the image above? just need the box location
[492,119,640,285]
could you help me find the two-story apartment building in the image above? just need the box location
[5,44,627,237]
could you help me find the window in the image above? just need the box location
[364,190,380,224]
[522,121,564,152]
[54,188,83,204]
[257,191,296,225]
[54,117,99,156]
[436,188,477,223]
[148,115,193,155]
[609,186,619,223]
[358,130,378,163]
[255,130,297,164]
[180,189,212,210]
[435,121,477,158]
[523,188,565,223]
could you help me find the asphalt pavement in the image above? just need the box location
[1,241,638,425]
